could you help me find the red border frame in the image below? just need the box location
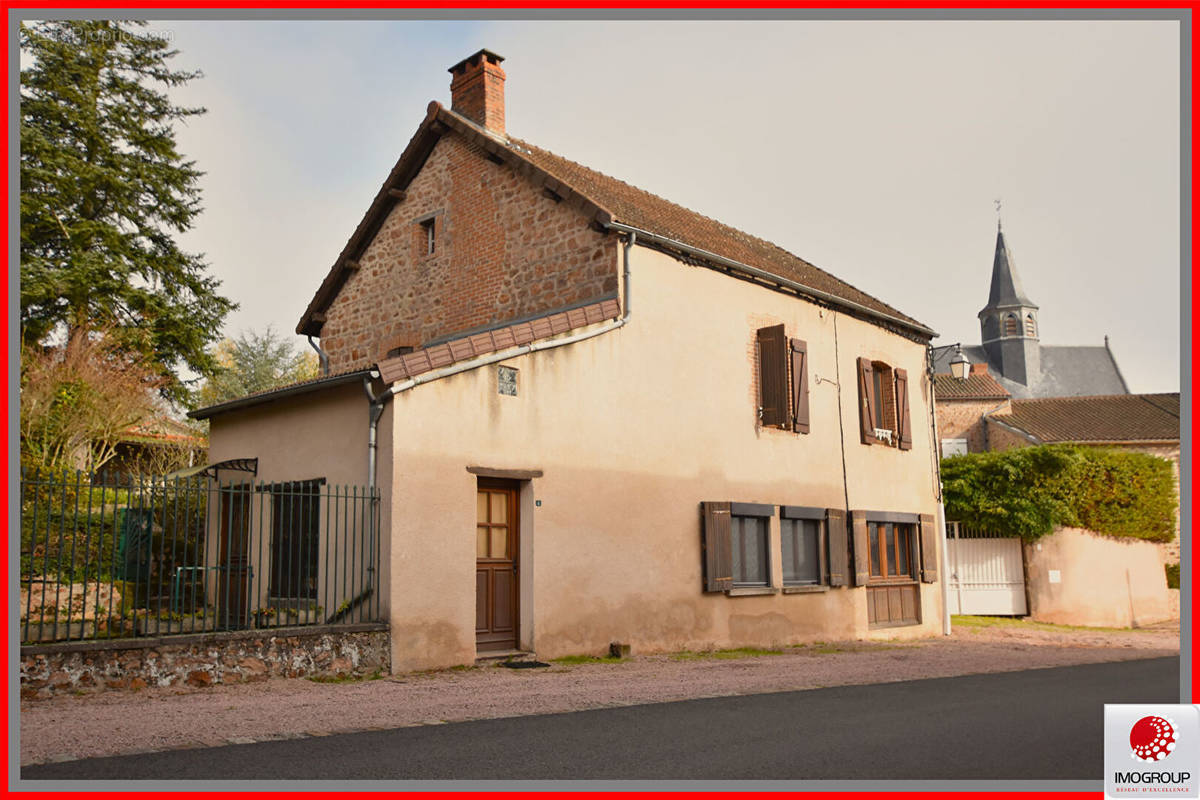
[3,5,1193,797]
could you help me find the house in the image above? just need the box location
[96,415,206,482]
[931,224,1128,401]
[192,50,947,672]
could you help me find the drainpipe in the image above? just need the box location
[308,335,330,377]
[926,344,952,636]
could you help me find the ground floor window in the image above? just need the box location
[731,513,769,587]
[782,517,821,585]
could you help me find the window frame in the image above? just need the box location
[729,502,773,588]
[779,505,826,588]
[865,519,918,585]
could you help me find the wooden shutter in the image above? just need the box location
[757,325,788,428]
[895,368,913,451]
[856,357,876,444]
[825,508,847,587]
[850,510,870,586]
[701,502,733,592]
[918,513,938,583]
[790,338,810,434]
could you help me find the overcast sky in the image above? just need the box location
[164,18,1182,394]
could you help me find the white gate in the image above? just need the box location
[946,522,1027,616]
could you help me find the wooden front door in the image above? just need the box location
[218,484,252,630]
[476,479,519,651]
[865,521,921,627]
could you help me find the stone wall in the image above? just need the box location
[318,132,618,372]
[935,398,1010,454]
[20,624,389,699]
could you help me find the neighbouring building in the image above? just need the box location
[192,50,948,672]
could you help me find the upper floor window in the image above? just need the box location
[856,357,912,450]
[421,218,436,256]
[755,324,809,434]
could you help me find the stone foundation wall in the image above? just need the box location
[20,623,389,699]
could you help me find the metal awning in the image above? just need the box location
[164,457,259,480]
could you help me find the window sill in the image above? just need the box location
[725,586,778,597]
[782,585,828,594]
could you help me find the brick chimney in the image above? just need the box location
[970,362,990,376]
[448,49,506,134]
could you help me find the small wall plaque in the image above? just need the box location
[498,365,518,396]
[1048,569,1061,584]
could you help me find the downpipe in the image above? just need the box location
[926,345,952,636]
[308,335,330,377]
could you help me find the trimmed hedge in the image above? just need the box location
[942,444,1175,543]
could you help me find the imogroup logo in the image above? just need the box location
[1105,705,1199,798]
[1131,715,1178,762]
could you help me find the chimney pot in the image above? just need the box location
[448,48,506,134]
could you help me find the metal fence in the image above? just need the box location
[19,468,381,644]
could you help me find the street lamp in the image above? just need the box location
[949,346,970,380]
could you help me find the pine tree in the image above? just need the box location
[20,20,235,404]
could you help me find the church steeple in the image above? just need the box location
[978,222,1040,386]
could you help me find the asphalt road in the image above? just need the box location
[22,656,1179,781]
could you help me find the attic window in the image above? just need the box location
[421,218,436,256]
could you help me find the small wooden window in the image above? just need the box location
[420,218,436,256]
[1025,314,1036,337]
[1004,314,1018,336]
[867,521,916,581]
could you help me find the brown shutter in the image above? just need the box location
[757,325,788,428]
[700,502,733,592]
[790,338,810,434]
[850,510,870,586]
[856,357,876,444]
[895,368,913,451]
[918,513,938,583]
[826,509,848,586]
[817,511,834,586]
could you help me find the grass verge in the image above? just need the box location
[951,614,1151,634]
[550,654,625,666]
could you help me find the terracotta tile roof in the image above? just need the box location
[989,393,1180,444]
[297,103,933,339]
[377,298,620,384]
[509,136,928,332]
[933,373,1011,401]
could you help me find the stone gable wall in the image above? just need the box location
[319,133,618,372]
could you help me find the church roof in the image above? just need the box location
[980,228,1036,314]
[932,344,1129,399]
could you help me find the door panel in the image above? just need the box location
[218,485,252,630]
[476,480,519,652]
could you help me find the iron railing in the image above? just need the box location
[19,468,380,644]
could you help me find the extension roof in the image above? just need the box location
[296,102,933,340]
[990,393,1180,444]
[933,372,1011,401]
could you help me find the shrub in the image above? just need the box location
[942,444,1176,543]
[1165,563,1180,589]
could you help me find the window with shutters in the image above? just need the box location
[755,325,810,434]
[856,358,913,450]
[701,501,775,593]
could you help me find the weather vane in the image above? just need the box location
[994,198,1002,231]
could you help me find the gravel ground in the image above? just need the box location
[20,622,1179,767]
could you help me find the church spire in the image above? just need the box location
[983,228,1036,310]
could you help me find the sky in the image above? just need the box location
[161,18,1182,394]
